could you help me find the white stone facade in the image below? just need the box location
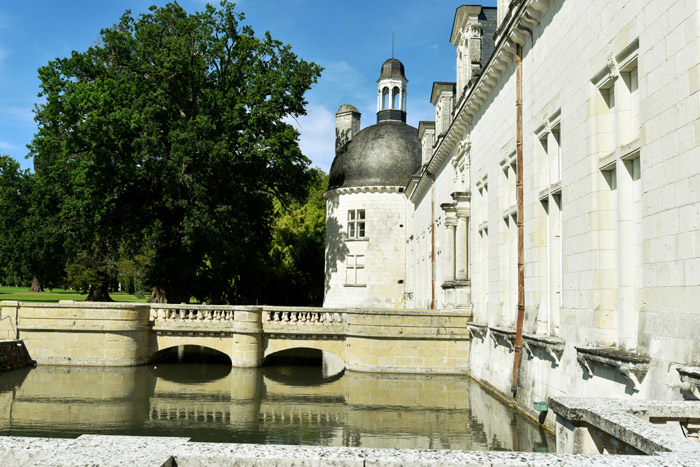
[326,0,700,427]
[324,187,409,309]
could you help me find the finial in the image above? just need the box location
[392,27,395,59]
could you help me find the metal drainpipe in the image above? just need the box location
[511,43,525,397]
[430,173,436,310]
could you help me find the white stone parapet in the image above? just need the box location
[0,433,694,466]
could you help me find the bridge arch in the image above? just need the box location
[263,347,345,379]
[263,336,346,365]
[148,344,232,365]
[148,333,233,364]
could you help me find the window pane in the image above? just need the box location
[348,210,355,221]
[356,266,365,285]
[358,222,365,238]
[358,210,365,220]
[349,224,355,238]
[356,255,364,267]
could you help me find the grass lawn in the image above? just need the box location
[0,286,148,303]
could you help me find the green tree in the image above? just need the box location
[30,1,322,302]
[0,156,66,290]
[265,168,327,306]
[0,156,30,286]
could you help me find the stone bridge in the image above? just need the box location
[0,301,470,374]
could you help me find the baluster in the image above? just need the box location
[310,312,318,324]
[326,312,334,324]
[290,312,297,323]
[265,311,272,322]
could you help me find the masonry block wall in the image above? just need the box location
[404,0,700,427]
[324,189,409,308]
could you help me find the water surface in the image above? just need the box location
[0,362,553,451]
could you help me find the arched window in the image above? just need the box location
[392,87,400,109]
[382,88,389,110]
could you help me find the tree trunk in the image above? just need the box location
[27,277,44,293]
[148,286,168,303]
[85,283,113,302]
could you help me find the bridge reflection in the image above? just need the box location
[0,365,554,451]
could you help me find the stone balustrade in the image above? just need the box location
[151,304,236,323]
[263,306,344,327]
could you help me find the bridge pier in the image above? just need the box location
[231,307,264,368]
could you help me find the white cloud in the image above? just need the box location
[0,140,20,152]
[285,104,335,172]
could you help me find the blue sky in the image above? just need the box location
[0,0,496,172]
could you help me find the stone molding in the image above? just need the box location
[324,185,404,199]
[408,0,552,203]
[575,346,651,391]
[521,333,565,365]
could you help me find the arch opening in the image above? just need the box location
[392,86,400,109]
[381,87,389,110]
[149,345,232,365]
[148,345,232,383]
[263,348,345,380]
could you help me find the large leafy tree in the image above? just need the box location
[265,168,327,306]
[30,1,322,302]
[0,156,66,290]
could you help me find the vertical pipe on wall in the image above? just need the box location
[431,173,436,309]
[511,43,525,397]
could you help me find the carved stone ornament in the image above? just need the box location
[541,115,551,135]
[467,21,481,39]
[606,53,619,79]
[457,136,471,158]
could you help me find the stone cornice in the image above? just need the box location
[324,186,404,199]
[408,0,551,205]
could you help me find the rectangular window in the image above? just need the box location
[348,209,366,238]
[346,254,365,285]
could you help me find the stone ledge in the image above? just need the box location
[575,346,650,391]
[549,397,700,457]
[522,333,565,364]
[0,434,695,466]
[677,366,700,398]
[467,322,488,340]
[489,326,516,350]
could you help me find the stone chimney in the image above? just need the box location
[418,121,436,167]
[431,82,456,139]
[335,104,361,152]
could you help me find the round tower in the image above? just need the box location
[324,58,420,309]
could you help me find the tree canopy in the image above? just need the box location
[28,1,323,303]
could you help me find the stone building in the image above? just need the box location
[324,0,700,425]
[323,59,421,309]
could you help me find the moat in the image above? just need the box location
[0,348,553,452]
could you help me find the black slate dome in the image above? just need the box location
[379,58,407,80]
[328,120,421,190]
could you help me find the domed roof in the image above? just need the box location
[328,120,421,190]
[337,104,360,114]
[379,58,407,80]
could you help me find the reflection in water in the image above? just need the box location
[0,364,554,451]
